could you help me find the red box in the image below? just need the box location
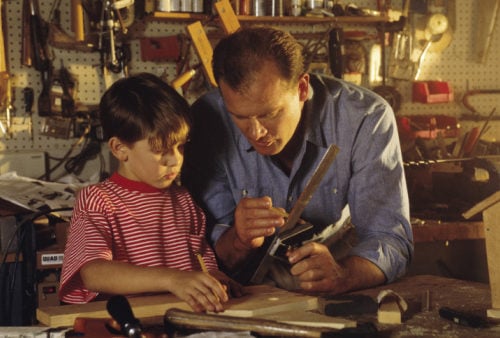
[412,81,454,103]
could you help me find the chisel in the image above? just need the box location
[23,87,34,142]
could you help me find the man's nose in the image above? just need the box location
[248,118,266,140]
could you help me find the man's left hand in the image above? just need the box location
[287,242,347,293]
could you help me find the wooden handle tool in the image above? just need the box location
[164,308,327,337]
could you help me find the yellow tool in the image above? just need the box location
[215,0,241,35]
[186,21,217,87]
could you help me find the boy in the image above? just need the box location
[59,73,238,313]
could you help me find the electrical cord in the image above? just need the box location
[38,118,91,181]
[64,138,102,175]
[0,207,73,325]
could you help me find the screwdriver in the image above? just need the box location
[23,87,34,142]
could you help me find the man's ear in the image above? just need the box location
[298,73,310,102]
[108,137,128,161]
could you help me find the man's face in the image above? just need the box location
[219,62,310,156]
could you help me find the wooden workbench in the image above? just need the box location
[412,219,485,243]
[330,274,500,337]
[33,275,499,337]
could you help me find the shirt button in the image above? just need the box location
[332,188,338,194]
[288,196,294,202]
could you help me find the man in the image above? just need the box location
[183,26,413,295]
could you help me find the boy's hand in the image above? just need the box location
[169,270,229,312]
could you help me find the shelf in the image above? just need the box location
[151,11,389,25]
[151,12,207,21]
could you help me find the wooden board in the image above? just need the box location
[186,21,217,87]
[262,310,356,330]
[214,0,240,35]
[37,285,319,328]
[463,190,500,315]
[483,195,500,311]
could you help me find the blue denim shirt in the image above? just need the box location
[183,74,413,283]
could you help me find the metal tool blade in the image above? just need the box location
[280,144,339,233]
[249,144,340,284]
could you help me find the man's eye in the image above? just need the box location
[260,110,280,120]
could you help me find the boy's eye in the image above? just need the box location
[154,143,185,156]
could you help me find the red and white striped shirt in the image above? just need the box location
[59,173,218,304]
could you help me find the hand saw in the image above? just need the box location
[235,144,340,285]
[0,0,13,138]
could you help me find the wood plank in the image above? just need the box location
[150,12,388,25]
[214,0,241,35]
[462,190,500,219]
[474,0,500,63]
[262,310,356,329]
[412,220,485,242]
[37,285,318,328]
[186,21,217,87]
[222,285,318,317]
[377,301,402,324]
[483,201,500,311]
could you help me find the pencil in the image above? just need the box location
[271,207,306,224]
[196,252,208,273]
[271,207,289,218]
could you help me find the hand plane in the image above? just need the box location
[235,144,340,285]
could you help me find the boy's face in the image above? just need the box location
[115,137,185,189]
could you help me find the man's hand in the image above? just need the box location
[215,196,285,269]
[233,196,285,249]
[287,242,386,295]
[287,242,348,294]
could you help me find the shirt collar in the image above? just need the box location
[235,73,331,153]
[110,172,163,193]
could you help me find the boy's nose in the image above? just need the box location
[163,149,182,166]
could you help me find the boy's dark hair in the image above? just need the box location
[99,73,191,150]
[212,26,306,93]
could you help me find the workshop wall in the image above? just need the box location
[0,0,499,183]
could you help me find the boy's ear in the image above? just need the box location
[108,137,128,161]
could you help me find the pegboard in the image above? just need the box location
[0,0,190,181]
[1,0,499,181]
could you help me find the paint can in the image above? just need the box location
[252,0,265,16]
[192,0,204,12]
[288,0,301,16]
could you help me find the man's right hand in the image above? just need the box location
[233,196,286,249]
[215,196,286,269]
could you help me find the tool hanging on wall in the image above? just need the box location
[180,0,240,92]
[328,27,344,79]
[413,13,449,81]
[373,24,402,113]
[96,0,134,75]
[0,0,14,138]
[23,87,34,142]
[388,0,413,80]
[47,0,94,52]
[22,0,54,117]
[462,89,500,120]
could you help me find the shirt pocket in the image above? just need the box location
[232,187,275,204]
